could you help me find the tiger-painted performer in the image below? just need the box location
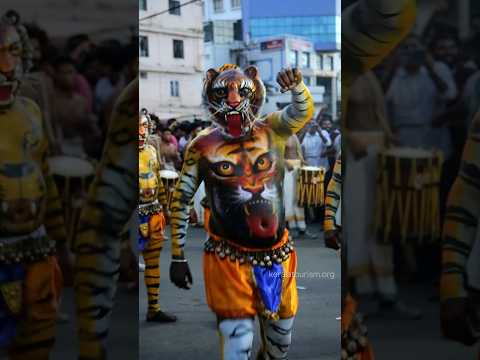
[73,79,138,359]
[339,0,416,358]
[138,111,176,323]
[440,111,480,353]
[0,11,67,359]
[169,64,313,360]
[324,156,375,359]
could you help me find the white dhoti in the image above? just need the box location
[283,166,306,231]
[193,182,206,226]
[344,145,397,297]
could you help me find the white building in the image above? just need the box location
[202,0,244,70]
[139,0,204,121]
[2,0,136,40]
[244,35,338,118]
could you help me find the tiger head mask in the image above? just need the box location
[0,10,33,108]
[139,111,150,150]
[203,64,265,139]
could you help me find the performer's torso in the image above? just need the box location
[284,135,301,160]
[0,98,47,235]
[139,144,160,204]
[196,123,287,248]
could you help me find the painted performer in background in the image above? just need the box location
[338,0,417,358]
[324,155,375,359]
[138,112,176,323]
[0,11,67,359]
[169,64,314,359]
[440,111,480,353]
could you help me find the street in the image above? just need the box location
[48,225,477,360]
[139,225,341,360]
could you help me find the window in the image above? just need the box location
[304,76,311,86]
[316,76,329,88]
[233,20,243,41]
[204,22,213,42]
[170,80,180,97]
[301,52,310,68]
[173,39,184,59]
[139,0,147,11]
[231,0,241,9]
[289,50,298,67]
[169,0,181,15]
[329,55,334,70]
[140,71,148,79]
[139,36,149,57]
[213,0,224,12]
[317,54,323,70]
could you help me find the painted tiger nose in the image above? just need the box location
[227,100,240,108]
[227,92,241,108]
[242,184,264,194]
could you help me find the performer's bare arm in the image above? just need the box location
[441,114,480,300]
[155,152,169,211]
[342,0,416,86]
[267,68,315,137]
[74,79,138,359]
[439,110,480,346]
[170,141,202,259]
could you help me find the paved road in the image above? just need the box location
[50,225,475,360]
[363,283,477,359]
[139,225,341,360]
[52,287,138,359]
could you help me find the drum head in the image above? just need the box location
[48,156,95,177]
[384,147,433,159]
[301,166,324,172]
[159,170,179,179]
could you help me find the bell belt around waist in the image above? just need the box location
[0,226,55,264]
[138,200,163,216]
[204,230,294,267]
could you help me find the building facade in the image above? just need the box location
[139,0,204,121]
[202,0,244,70]
[241,0,341,120]
[246,35,332,115]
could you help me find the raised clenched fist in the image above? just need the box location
[277,68,303,93]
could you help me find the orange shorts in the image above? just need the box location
[203,234,298,319]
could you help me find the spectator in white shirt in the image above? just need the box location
[301,122,331,170]
[386,35,457,160]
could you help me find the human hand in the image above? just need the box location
[277,68,303,93]
[440,297,476,346]
[169,258,193,290]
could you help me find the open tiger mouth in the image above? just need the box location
[225,111,246,138]
[139,134,146,148]
[243,199,278,239]
[0,83,14,104]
